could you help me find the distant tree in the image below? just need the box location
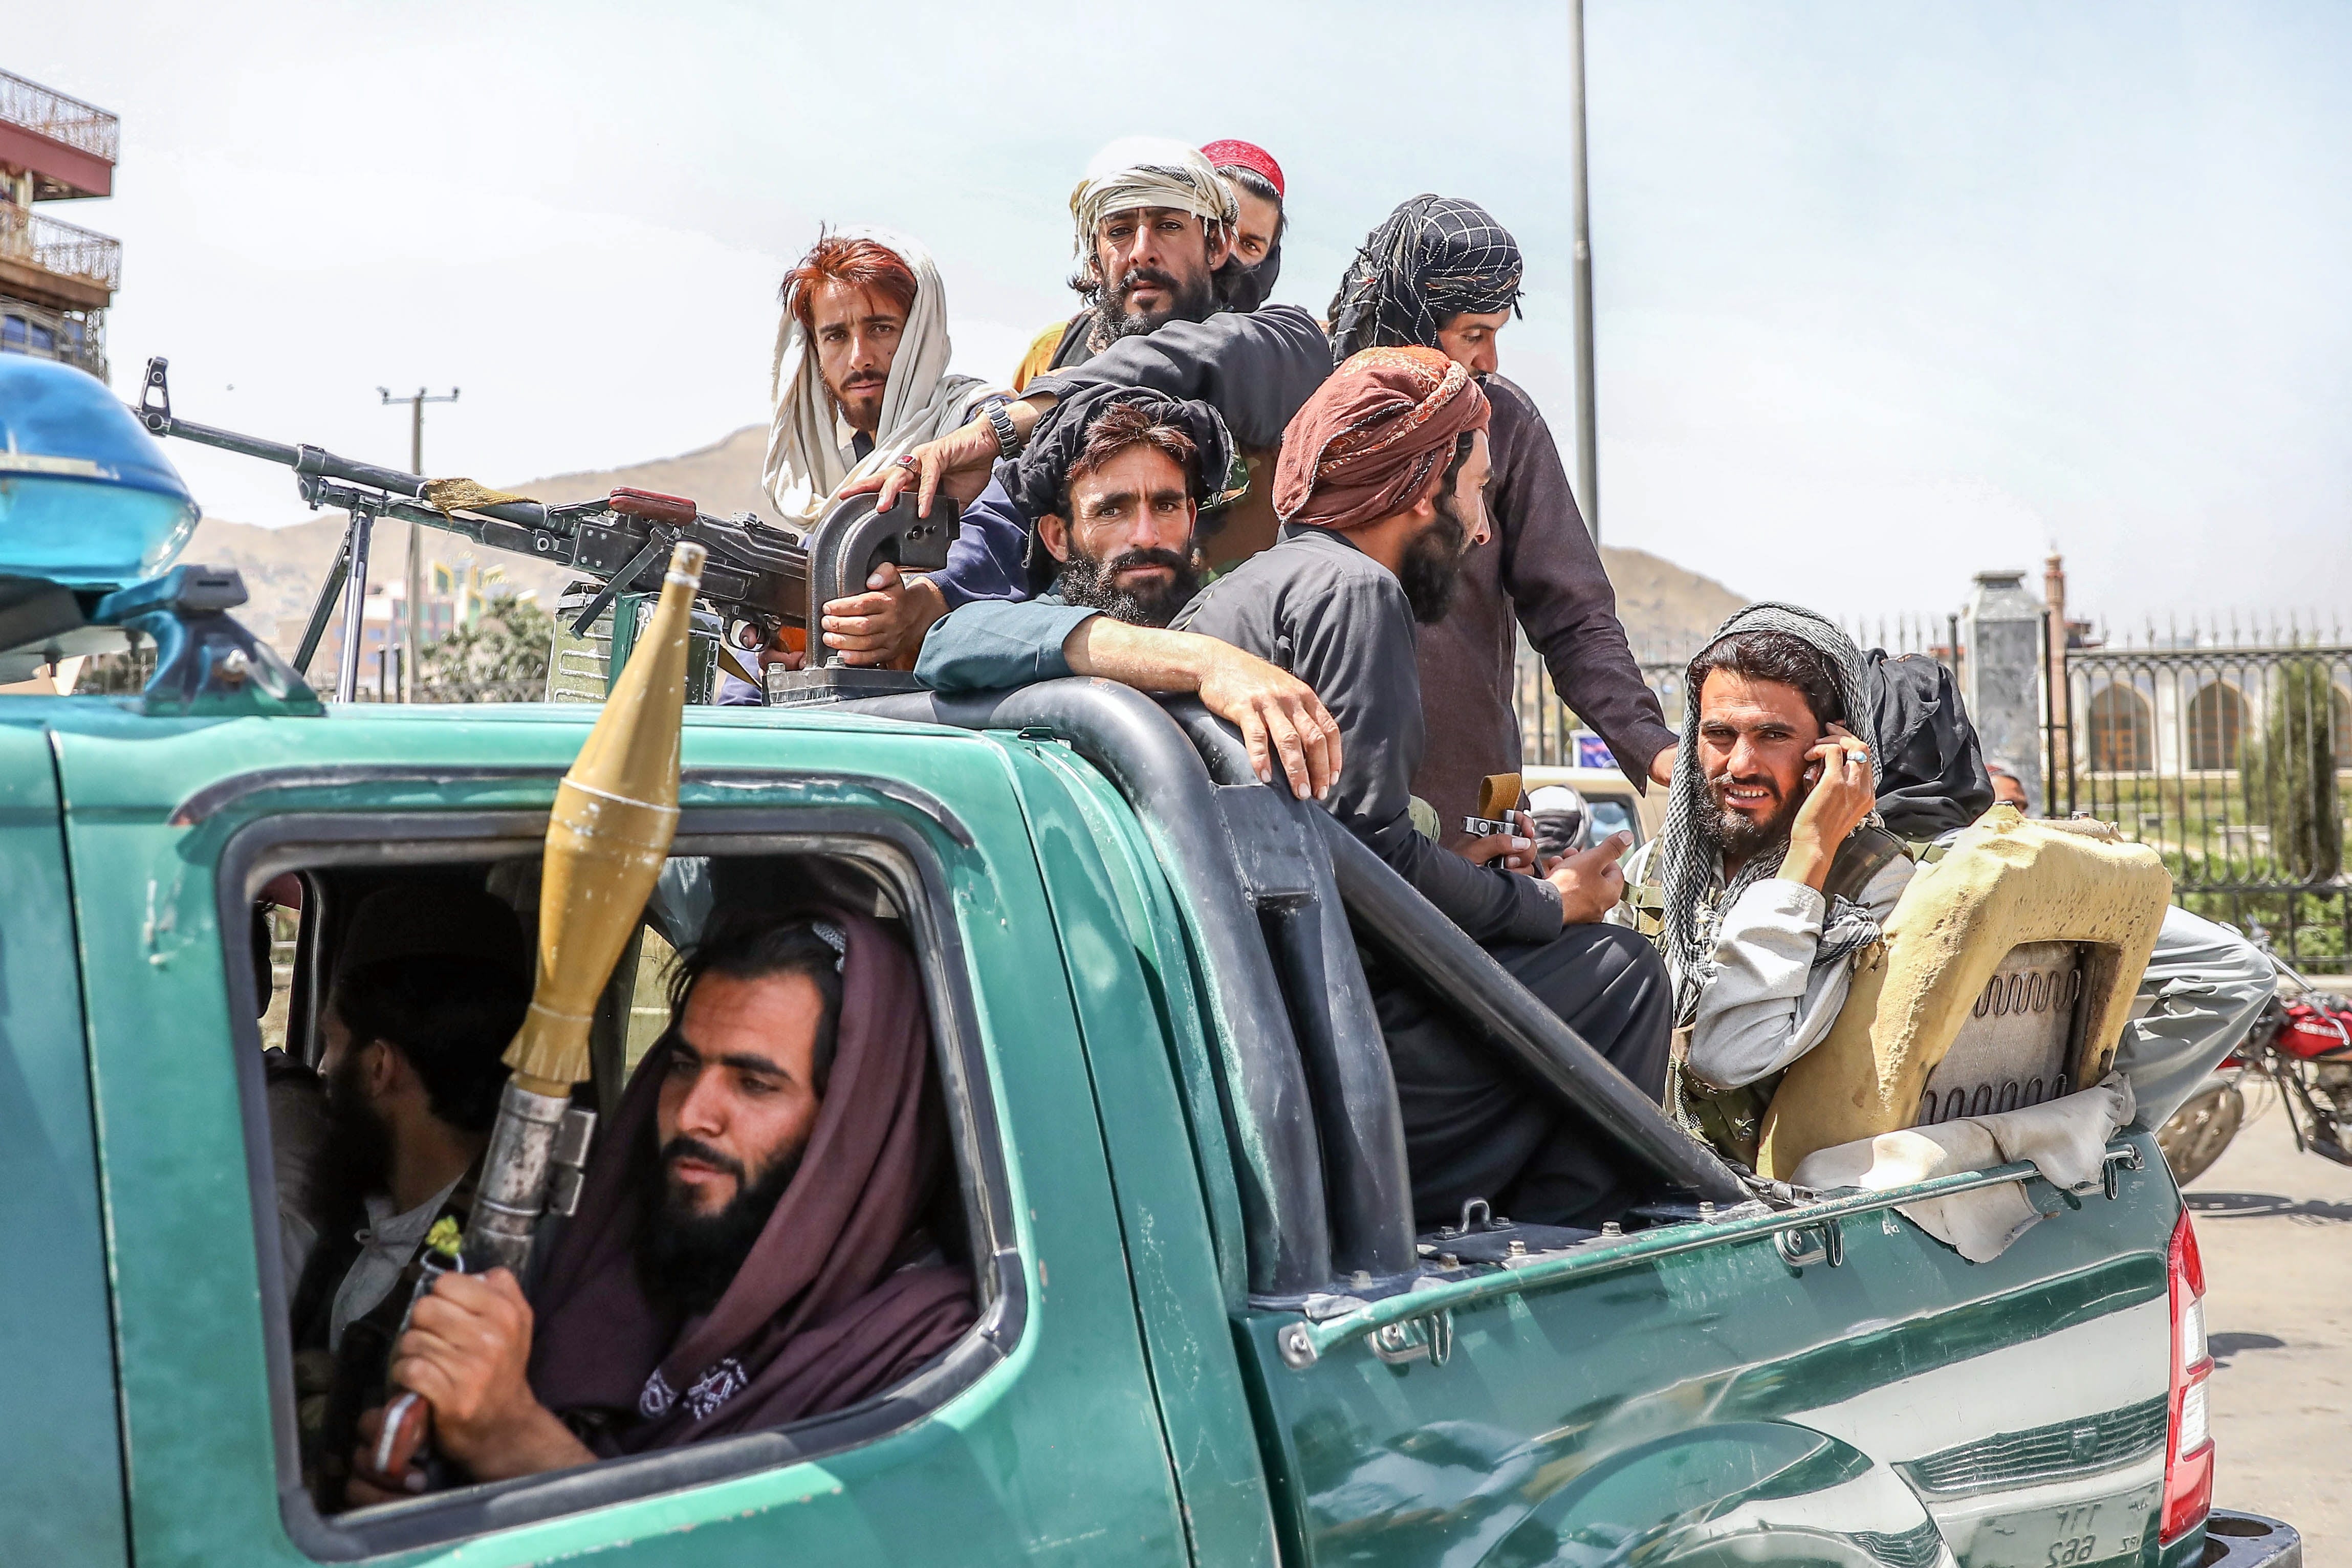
[2249,656,2342,882]
[415,592,552,702]
[77,643,159,694]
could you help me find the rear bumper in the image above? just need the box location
[2197,1511,2301,1568]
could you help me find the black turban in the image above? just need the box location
[1008,386,1238,595]
[1327,194,1525,363]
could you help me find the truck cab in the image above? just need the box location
[0,671,2297,1568]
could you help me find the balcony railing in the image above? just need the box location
[0,203,120,292]
[0,69,119,164]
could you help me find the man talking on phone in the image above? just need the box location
[1611,604,1908,1164]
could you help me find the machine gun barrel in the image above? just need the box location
[133,361,557,534]
[123,358,953,700]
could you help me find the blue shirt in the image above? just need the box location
[914,593,1100,692]
[932,469,1033,609]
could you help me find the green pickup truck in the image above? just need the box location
[0,654,2304,1568]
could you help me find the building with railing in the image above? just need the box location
[0,68,118,380]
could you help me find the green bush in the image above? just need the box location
[2247,657,2342,881]
[416,592,553,702]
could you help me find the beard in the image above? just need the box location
[1091,264,1219,346]
[635,1133,804,1319]
[1053,545,1202,628]
[304,1051,394,1229]
[1397,495,1471,625]
[831,369,887,417]
[1695,773,1804,868]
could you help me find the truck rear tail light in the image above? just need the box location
[2161,1208,2214,1544]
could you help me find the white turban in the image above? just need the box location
[1068,136,1237,257]
[763,226,1003,528]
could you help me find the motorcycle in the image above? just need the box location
[2157,930,2352,1185]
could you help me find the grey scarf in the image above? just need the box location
[1660,602,1885,1025]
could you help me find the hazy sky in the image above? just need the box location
[16,0,2349,626]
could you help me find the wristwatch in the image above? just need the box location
[983,396,1019,459]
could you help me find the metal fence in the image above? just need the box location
[0,203,122,291]
[1510,641,1688,764]
[345,679,548,705]
[0,69,120,164]
[1510,612,1959,764]
[2053,638,2352,973]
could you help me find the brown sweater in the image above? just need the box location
[1410,374,1676,834]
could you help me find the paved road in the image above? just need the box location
[2187,1081,2352,1560]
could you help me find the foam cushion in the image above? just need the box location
[1755,807,2169,1178]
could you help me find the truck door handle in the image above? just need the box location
[1774,1220,1844,1270]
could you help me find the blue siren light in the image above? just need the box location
[0,356,201,587]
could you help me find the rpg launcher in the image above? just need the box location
[371,540,702,1486]
[130,357,955,701]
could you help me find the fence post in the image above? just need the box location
[1964,570,2049,815]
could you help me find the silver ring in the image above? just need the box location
[892,453,920,472]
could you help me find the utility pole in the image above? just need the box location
[1567,0,1600,542]
[379,385,459,699]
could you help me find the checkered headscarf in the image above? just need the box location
[1328,195,1526,363]
[1659,602,1883,1026]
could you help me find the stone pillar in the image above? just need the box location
[2043,553,2072,811]
[1964,570,2048,814]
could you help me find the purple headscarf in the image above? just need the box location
[527,908,974,1449]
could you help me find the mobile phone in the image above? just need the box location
[1802,759,1823,787]
[1461,814,1516,839]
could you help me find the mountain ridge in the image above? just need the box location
[184,425,1747,659]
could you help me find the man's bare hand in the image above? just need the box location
[1058,619,1340,800]
[1650,744,1677,787]
[820,561,948,668]
[372,1268,591,1484]
[1194,648,1341,801]
[1782,723,1876,890]
[1462,809,1540,875]
[841,420,999,519]
[1548,831,1633,924]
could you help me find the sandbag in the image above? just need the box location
[1756,806,2170,1178]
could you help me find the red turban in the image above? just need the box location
[1273,345,1490,532]
[1200,139,1284,200]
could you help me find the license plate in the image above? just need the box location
[1970,1485,2159,1568]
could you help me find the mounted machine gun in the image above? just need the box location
[129,357,954,701]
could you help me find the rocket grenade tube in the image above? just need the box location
[461,539,705,1275]
[464,1088,597,1274]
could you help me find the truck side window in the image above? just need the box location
[227,835,1004,1555]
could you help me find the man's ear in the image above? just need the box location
[360,1038,401,1100]
[1039,512,1075,564]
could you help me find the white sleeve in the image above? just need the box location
[1686,879,1830,1088]
[1686,854,1917,1090]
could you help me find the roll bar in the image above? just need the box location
[836,680,1344,1299]
[1170,705,1746,1205]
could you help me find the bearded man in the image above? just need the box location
[283,886,530,1507]
[763,228,1010,528]
[816,139,1332,668]
[1619,605,2275,1165]
[345,912,975,1501]
[1330,195,1679,840]
[914,388,1344,802]
[1609,607,1903,1163]
[1171,347,1673,1229]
